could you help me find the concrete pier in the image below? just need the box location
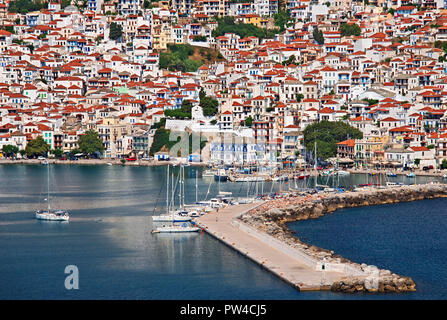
[195,202,363,291]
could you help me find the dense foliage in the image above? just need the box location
[109,22,123,41]
[199,89,219,116]
[193,35,207,42]
[78,130,104,155]
[212,17,277,40]
[149,128,180,156]
[1,145,19,157]
[313,27,324,45]
[25,136,50,158]
[303,121,363,160]
[164,100,193,119]
[362,98,379,106]
[149,128,207,156]
[339,23,361,37]
[273,10,293,32]
[8,0,45,14]
[245,116,253,127]
[150,117,166,129]
[52,148,63,158]
[159,44,203,72]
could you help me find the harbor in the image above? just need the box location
[197,183,447,293]
[1,164,447,299]
[196,202,357,291]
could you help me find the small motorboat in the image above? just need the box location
[386,171,397,177]
[406,172,415,178]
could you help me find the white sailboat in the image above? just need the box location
[152,223,200,233]
[35,163,69,221]
[152,165,191,222]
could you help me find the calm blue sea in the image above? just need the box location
[0,164,445,299]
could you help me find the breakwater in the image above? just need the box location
[239,183,447,293]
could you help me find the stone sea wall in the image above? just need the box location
[239,183,447,293]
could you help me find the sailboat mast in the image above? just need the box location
[314,141,317,189]
[195,168,198,203]
[166,165,169,212]
[182,165,185,209]
[47,162,50,211]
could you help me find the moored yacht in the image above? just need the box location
[35,210,69,221]
[152,223,200,233]
[35,162,69,221]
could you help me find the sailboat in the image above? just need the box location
[35,163,69,221]
[152,222,200,233]
[152,165,191,222]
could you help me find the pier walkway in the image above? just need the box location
[195,202,356,291]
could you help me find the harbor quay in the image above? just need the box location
[197,183,447,293]
[196,203,366,292]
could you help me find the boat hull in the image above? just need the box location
[152,214,191,222]
[153,227,200,233]
[35,211,69,221]
[214,174,228,182]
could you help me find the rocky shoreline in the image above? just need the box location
[239,183,447,293]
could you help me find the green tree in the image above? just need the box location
[70,148,82,157]
[199,89,219,116]
[303,121,363,159]
[25,136,50,158]
[52,148,63,158]
[441,159,447,169]
[282,55,296,66]
[149,128,181,156]
[245,116,253,127]
[313,27,324,45]
[8,0,45,14]
[78,130,104,155]
[109,22,123,41]
[61,0,71,8]
[274,10,293,32]
[151,117,166,129]
[212,16,278,40]
[339,23,361,37]
[193,35,207,42]
[159,44,203,72]
[3,26,14,34]
[362,98,379,106]
[297,93,304,102]
[414,158,420,166]
[2,145,19,158]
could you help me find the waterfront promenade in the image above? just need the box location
[195,202,357,291]
[0,158,206,167]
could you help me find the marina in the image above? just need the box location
[1,164,447,299]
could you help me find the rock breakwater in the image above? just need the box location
[239,183,447,293]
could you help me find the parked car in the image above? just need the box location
[37,156,46,160]
[126,157,137,161]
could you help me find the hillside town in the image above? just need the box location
[1,0,447,171]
